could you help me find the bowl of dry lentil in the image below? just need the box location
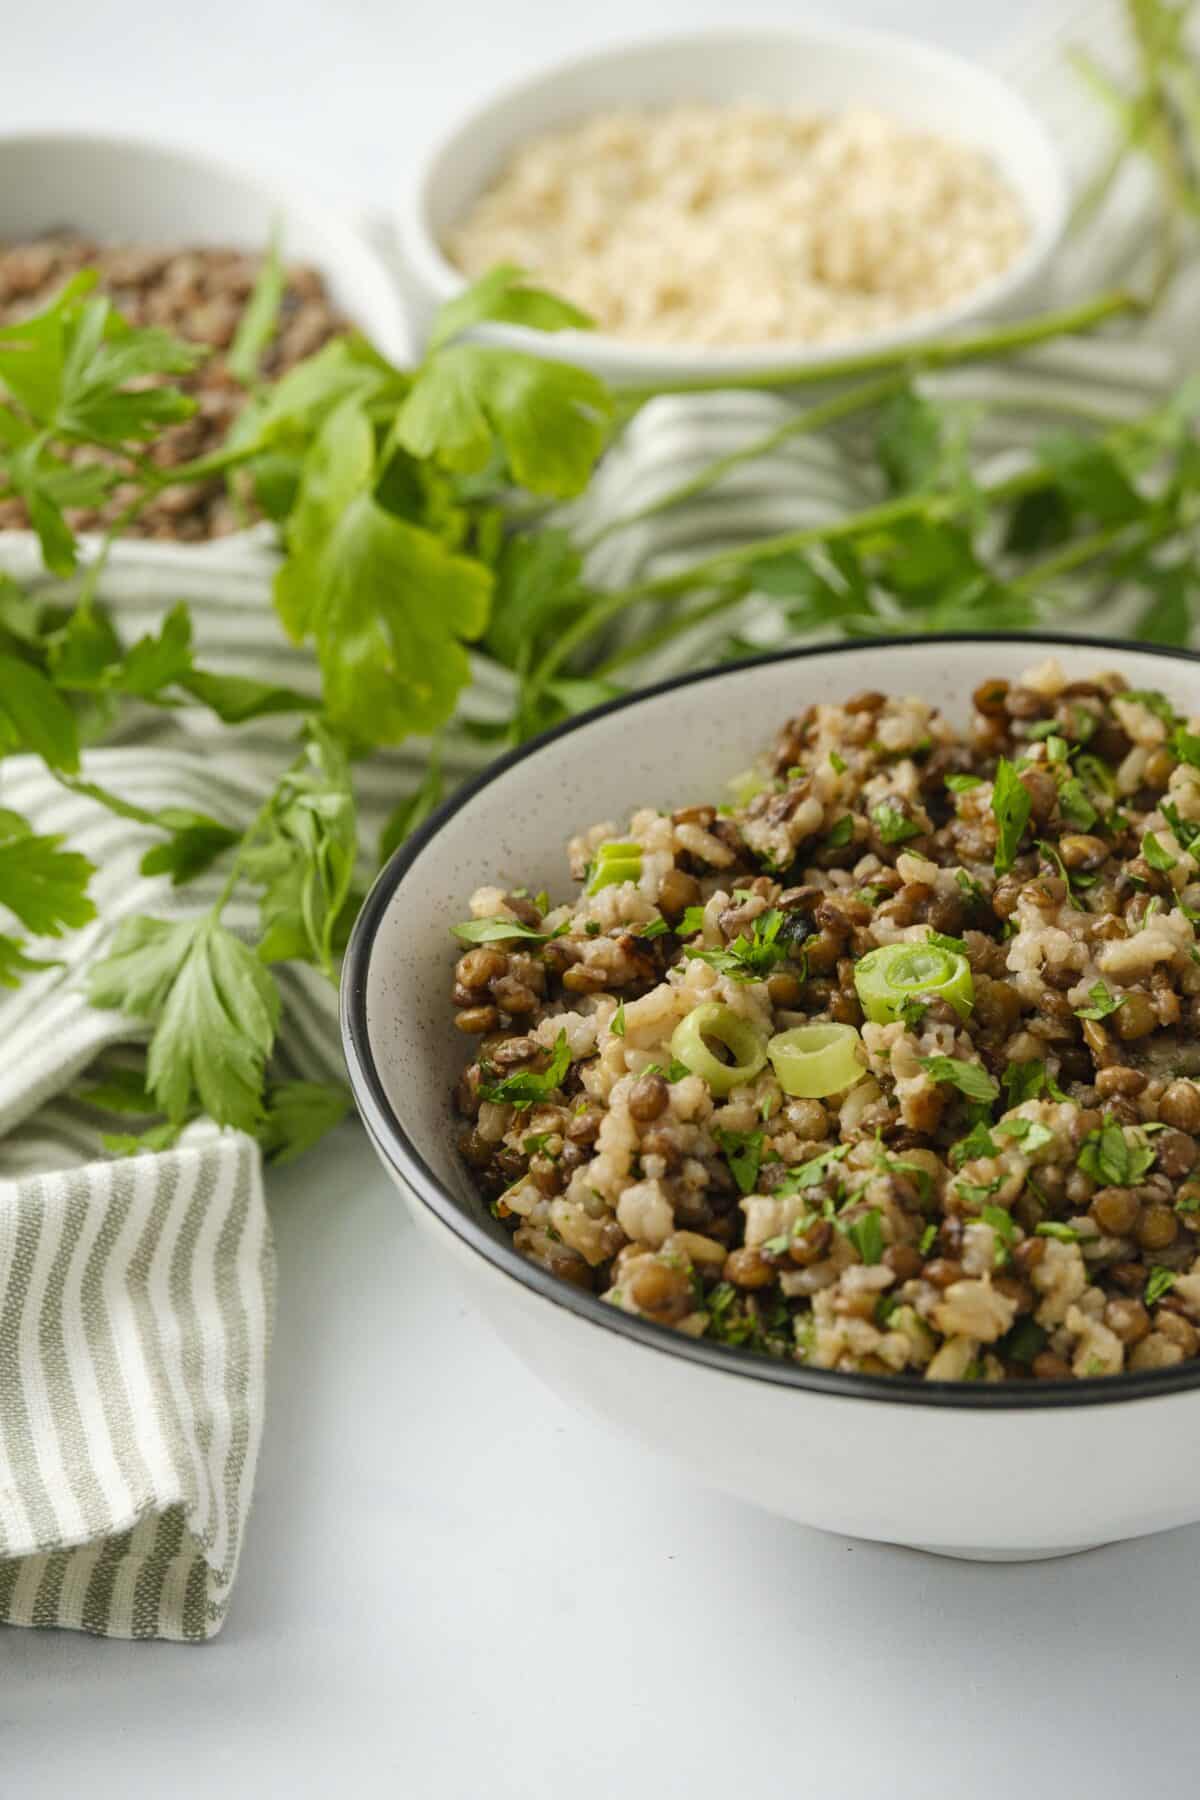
[0,129,408,542]
[396,27,1067,383]
[344,635,1200,1560]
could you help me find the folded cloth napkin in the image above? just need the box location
[0,0,1188,1639]
[0,1129,270,1641]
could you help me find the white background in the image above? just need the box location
[3,3,1196,1797]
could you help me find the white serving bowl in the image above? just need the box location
[343,635,1200,1563]
[0,128,409,361]
[396,27,1069,384]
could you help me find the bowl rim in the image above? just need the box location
[342,632,1200,1411]
[397,22,1070,376]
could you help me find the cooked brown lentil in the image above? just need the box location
[0,233,346,541]
[450,660,1200,1382]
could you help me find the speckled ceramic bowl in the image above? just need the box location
[342,636,1200,1560]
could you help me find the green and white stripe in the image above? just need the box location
[0,1131,270,1640]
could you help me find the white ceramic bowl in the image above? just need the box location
[343,635,1200,1563]
[396,27,1069,384]
[0,128,409,361]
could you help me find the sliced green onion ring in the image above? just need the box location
[854,941,974,1024]
[670,1002,767,1097]
[586,840,643,894]
[768,1023,866,1098]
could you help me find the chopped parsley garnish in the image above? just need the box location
[1142,830,1178,872]
[1145,1266,1177,1306]
[945,772,984,793]
[871,800,921,844]
[1035,1221,1084,1243]
[829,751,847,774]
[955,1177,1001,1207]
[480,1031,571,1109]
[950,1119,999,1169]
[667,1058,692,1083]
[1057,777,1098,830]
[775,1143,851,1196]
[842,1209,884,1265]
[1162,801,1200,850]
[523,1132,555,1158]
[611,1001,626,1038]
[1002,1060,1068,1106]
[919,1055,1000,1104]
[955,868,986,903]
[1075,980,1126,1021]
[1172,727,1200,769]
[872,1142,934,1206]
[714,1127,764,1196]
[1125,688,1179,726]
[686,908,789,981]
[1045,734,1069,765]
[826,814,855,848]
[991,756,1032,875]
[980,1204,1019,1267]
[994,1116,1055,1155]
[676,904,707,938]
[451,914,566,945]
[636,916,671,939]
[1076,1117,1157,1187]
[919,1223,938,1255]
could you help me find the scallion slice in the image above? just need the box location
[767,1022,866,1099]
[586,841,643,894]
[854,940,974,1024]
[669,1003,767,1097]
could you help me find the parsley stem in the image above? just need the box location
[617,288,1140,402]
[584,373,907,547]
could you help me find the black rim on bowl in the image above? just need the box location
[342,633,1200,1410]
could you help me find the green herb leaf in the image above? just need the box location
[1077,1117,1156,1187]
[826,814,854,847]
[686,909,788,981]
[1002,1059,1068,1106]
[919,1055,1000,1104]
[775,1143,851,1196]
[228,235,285,385]
[949,1119,999,1169]
[425,263,593,354]
[919,1222,938,1254]
[1145,1266,1177,1306]
[611,1000,626,1038]
[88,915,281,1130]
[396,342,612,498]
[451,914,564,946]
[1075,980,1127,1021]
[980,1203,1019,1265]
[870,800,921,845]
[238,723,359,976]
[994,1117,1055,1155]
[257,1079,352,1163]
[945,773,984,794]
[991,757,1032,875]
[843,1208,884,1266]
[0,811,94,936]
[1142,830,1178,872]
[274,396,492,744]
[715,1127,764,1196]
[1058,777,1098,831]
[676,905,707,938]
[1035,1221,1083,1243]
[480,1030,571,1108]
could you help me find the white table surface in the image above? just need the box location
[6,2,1198,1795]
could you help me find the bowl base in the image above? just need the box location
[900,1540,1108,1563]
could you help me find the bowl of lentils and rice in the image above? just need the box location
[343,637,1200,1559]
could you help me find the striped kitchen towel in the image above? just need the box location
[0,1128,271,1641]
[0,0,1187,1640]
